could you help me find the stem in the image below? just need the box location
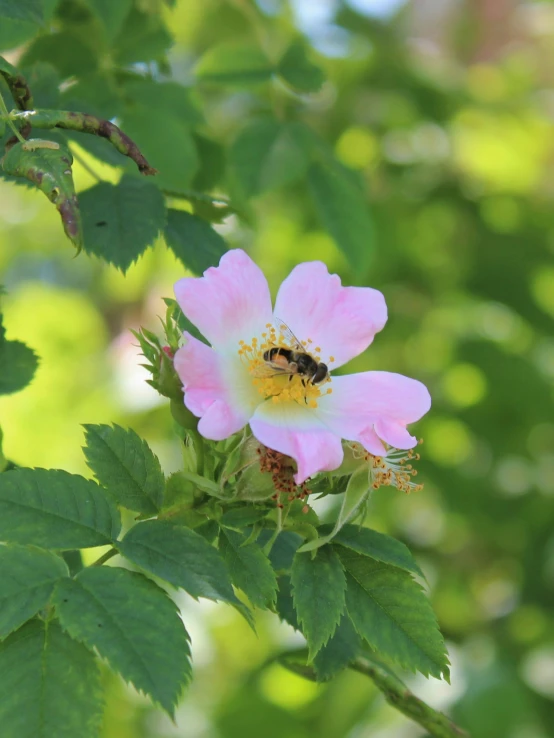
[9,109,156,175]
[91,548,118,567]
[0,90,24,143]
[351,656,469,738]
[263,505,282,555]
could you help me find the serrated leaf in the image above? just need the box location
[220,507,269,529]
[277,40,325,93]
[331,524,425,579]
[2,140,83,249]
[54,567,191,717]
[118,519,240,604]
[313,613,361,681]
[0,0,42,24]
[0,314,38,394]
[80,175,166,271]
[339,548,450,680]
[113,6,172,65]
[83,423,164,514]
[20,31,98,78]
[0,468,121,549]
[275,575,299,629]
[290,546,346,659]
[196,44,274,86]
[83,0,132,42]
[0,619,103,738]
[165,209,227,275]
[219,529,277,609]
[307,160,374,273]
[0,544,68,639]
[123,79,203,128]
[298,467,371,552]
[229,119,311,199]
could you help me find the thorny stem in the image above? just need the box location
[350,656,469,738]
[9,109,157,175]
[91,548,118,567]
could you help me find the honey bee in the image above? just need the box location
[260,319,329,385]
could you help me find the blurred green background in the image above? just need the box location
[2,0,554,735]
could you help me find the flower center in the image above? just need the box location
[238,323,333,409]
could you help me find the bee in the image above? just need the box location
[260,319,329,385]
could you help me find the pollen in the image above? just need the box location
[237,324,331,408]
[349,442,424,494]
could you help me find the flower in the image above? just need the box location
[173,249,430,485]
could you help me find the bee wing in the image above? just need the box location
[273,317,304,351]
[251,360,297,378]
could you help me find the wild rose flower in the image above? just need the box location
[173,250,430,485]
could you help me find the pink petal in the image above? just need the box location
[316,371,431,451]
[174,333,259,441]
[174,249,273,350]
[273,262,387,368]
[250,401,344,484]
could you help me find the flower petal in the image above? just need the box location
[316,371,431,451]
[174,249,273,350]
[174,333,259,441]
[273,261,387,368]
[250,401,344,484]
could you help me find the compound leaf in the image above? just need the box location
[165,209,227,275]
[219,529,277,610]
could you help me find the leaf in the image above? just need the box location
[339,548,450,680]
[0,468,121,549]
[121,109,198,192]
[0,54,17,76]
[54,567,191,717]
[196,44,274,86]
[123,79,203,128]
[307,160,374,273]
[220,507,269,529]
[277,40,325,93]
[83,423,164,515]
[275,575,299,629]
[20,31,98,78]
[162,297,208,345]
[0,544,68,639]
[290,546,346,659]
[165,209,227,275]
[0,619,103,738]
[219,529,278,609]
[257,530,303,573]
[313,613,361,682]
[229,119,311,199]
[298,467,371,552]
[83,0,132,42]
[331,524,426,579]
[0,0,42,24]
[80,175,166,272]
[118,519,240,605]
[112,6,173,65]
[0,314,38,395]
[2,140,83,250]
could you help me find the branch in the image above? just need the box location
[351,656,469,738]
[9,109,157,175]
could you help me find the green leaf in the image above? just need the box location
[0,544,68,639]
[196,44,274,86]
[339,548,450,680]
[83,0,132,42]
[277,40,325,93]
[219,529,278,609]
[0,425,7,472]
[122,79,203,128]
[0,313,38,395]
[331,524,425,579]
[162,297,208,345]
[0,468,121,549]
[298,467,371,552]
[290,546,346,659]
[313,613,361,682]
[165,209,227,275]
[118,519,240,604]
[54,567,191,717]
[229,119,311,199]
[220,507,269,529]
[20,31,98,78]
[113,6,172,64]
[307,160,374,273]
[120,109,199,192]
[83,423,164,515]
[0,0,42,24]
[0,54,17,76]
[0,619,103,738]
[275,575,299,629]
[80,175,166,272]
[2,140,83,250]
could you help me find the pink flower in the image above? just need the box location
[174,250,430,485]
